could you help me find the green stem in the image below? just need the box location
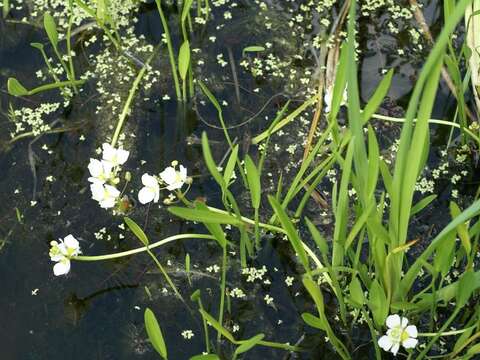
[111,50,157,147]
[74,234,215,261]
[217,245,227,342]
[154,0,182,101]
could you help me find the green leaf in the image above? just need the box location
[190,355,219,360]
[411,195,437,217]
[190,354,220,360]
[456,271,476,308]
[178,40,191,81]
[362,69,394,122]
[433,230,456,277]
[242,46,265,57]
[199,309,235,343]
[245,155,261,209]
[201,132,226,188]
[181,0,194,25]
[268,196,310,273]
[450,202,471,254]
[223,144,238,185]
[30,42,44,50]
[368,280,388,327]
[144,308,168,359]
[3,0,10,18]
[96,0,107,25]
[168,206,241,226]
[348,277,365,308]
[234,334,265,356]
[194,202,227,248]
[7,78,28,96]
[305,217,328,257]
[301,312,325,330]
[302,277,325,314]
[43,12,59,49]
[124,217,149,246]
[190,289,201,302]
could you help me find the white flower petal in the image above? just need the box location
[160,167,176,184]
[390,343,400,355]
[401,317,409,328]
[53,259,71,276]
[99,197,116,208]
[138,187,155,204]
[378,335,393,351]
[104,184,120,197]
[405,325,418,338]
[88,158,103,178]
[142,173,159,188]
[90,183,105,201]
[179,165,187,179]
[102,143,116,161]
[402,338,418,349]
[64,235,79,249]
[116,148,129,164]
[386,314,401,329]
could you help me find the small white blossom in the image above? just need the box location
[138,173,160,204]
[378,315,418,355]
[160,162,188,191]
[102,143,129,167]
[88,158,114,184]
[49,235,82,276]
[90,183,120,208]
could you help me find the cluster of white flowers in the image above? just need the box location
[49,235,82,276]
[88,143,129,209]
[138,161,190,205]
[378,315,418,355]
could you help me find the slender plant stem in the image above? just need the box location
[154,0,182,101]
[74,234,215,261]
[217,245,227,343]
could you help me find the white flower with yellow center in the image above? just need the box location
[88,158,114,184]
[90,182,120,208]
[49,235,81,276]
[378,314,418,355]
[102,143,129,167]
[138,173,160,204]
[160,162,188,191]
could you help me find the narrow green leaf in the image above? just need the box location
[450,202,471,254]
[168,206,242,226]
[456,271,476,307]
[124,217,149,246]
[7,78,28,96]
[411,195,437,217]
[348,277,365,308]
[178,40,191,81]
[268,196,310,272]
[43,12,59,48]
[223,144,238,185]
[144,308,168,359]
[195,202,227,248]
[235,333,265,356]
[245,155,261,209]
[242,46,265,57]
[181,0,194,25]
[301,312,325,330]
[190,355,219,360]
[368,280,388,327]
[305,217,329,257]
[201,132,226,188]
[199,309,235,343]
[362,69,394,122]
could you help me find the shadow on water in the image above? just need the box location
[2,0,476,359]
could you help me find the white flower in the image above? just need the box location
[378,315,418,355]
[102,143,129,167]
[160,163,187,191]
[138,173,160,204]
[90,182,120,208]
[88,158,114,184]
[49,235,81,276]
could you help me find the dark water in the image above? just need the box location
[1,1,474,359]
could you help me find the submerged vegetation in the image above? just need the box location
[2,0,480,359]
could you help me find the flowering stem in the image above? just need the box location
[73,234,215,261]
[418,325,475,337]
